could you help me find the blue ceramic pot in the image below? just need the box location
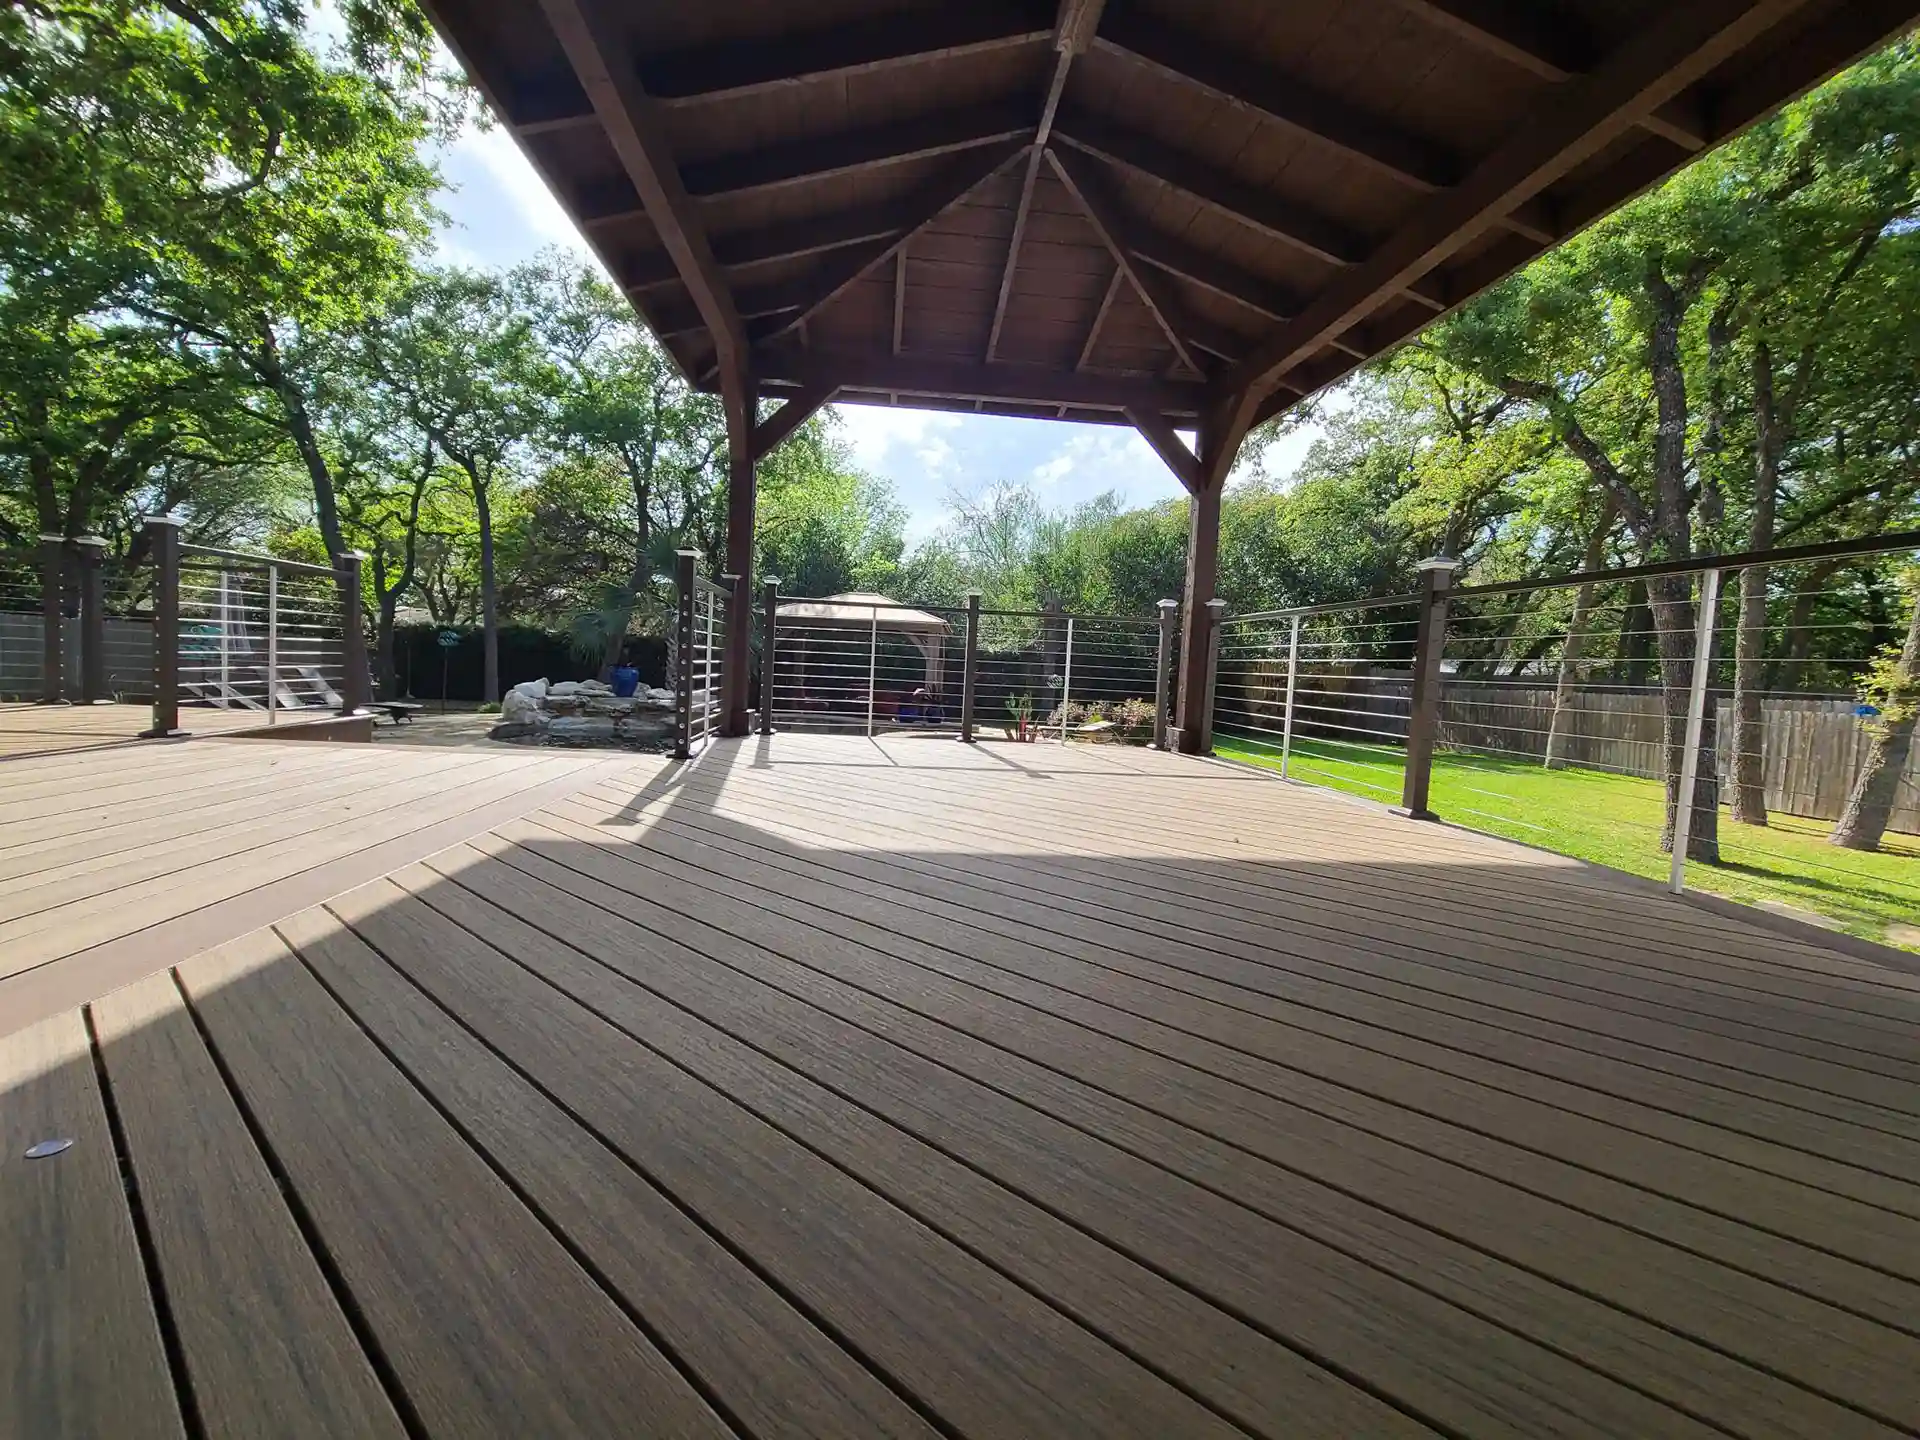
[609,665,640,698]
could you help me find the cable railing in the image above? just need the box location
[0,536,152,703]
[758,587,1176,746]
[671,550,733,759]
[1210,532,1920,938]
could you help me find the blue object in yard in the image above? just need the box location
[1857,703,1881,718]
[610,665,640,698]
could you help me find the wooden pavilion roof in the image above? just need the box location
[419,0,1919,455]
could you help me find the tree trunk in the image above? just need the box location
[375,597,399,701]
[1829,586,1920,852]
[1769,560,1842,690]
[1545,501,1614,769]
[472,477,500,704]
[1730,342,1784,825]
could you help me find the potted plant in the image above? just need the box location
[1005,692,1035,741]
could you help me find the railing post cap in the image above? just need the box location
[70,534,108,550]
[964,589,982,599]
[763,575,781,587]
[1416,556,1463,573]
[1156,598,1178,611]
[1204,598,1228,613]
[37,533,66,544]
[336,550,368,564]
[142,514,185,529]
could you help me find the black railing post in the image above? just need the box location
[673,550,697,760]
[37,533,65,703]
[335,551,372,715]
[143,516,183,736]
[959,590,981,743]
[1198,599,1226,755]
[72,535,109,703]
[720,571,748,736]
[1399,556,1460,820]
[758,576,779,736]
[1153,598,1177,750]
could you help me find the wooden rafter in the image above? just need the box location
[1075,266,1123,371]
[757,351,1205,416]
[536,0,748,406]
[1383,0,1709,150]
[1222,0,1821,433]
[892,250,907,356]
[1047,146,1206,376]
[640,7,1052,107]
[1125,409,1200,492]
[988,0,1106,362]
[751,384,838,460]
[620,198,938,289]
[747,142,1027,351]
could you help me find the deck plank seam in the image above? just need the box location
[389,863,1412,1440]
[487,825,1920,1420]
[294,897,972,1440]
[440,843,1757,1440]
[168,967,435,1440]
[81,1003,206,1440]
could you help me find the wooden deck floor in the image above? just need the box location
[0,701,272,757]
[7,732,1920,1439]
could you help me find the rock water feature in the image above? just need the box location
[489,677,677,749]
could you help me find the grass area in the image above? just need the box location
[1215,731,1920,952]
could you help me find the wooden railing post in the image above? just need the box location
[72,535,109,704]
[959,590,981,743]
[1399,556,1460,820]
[143,516,184,736]
[334,551,372,715]
[1153,598,1177,750]
[36,533,64,703]
[1197,599,1226,755]
[758,576,779,735]
[673,550,697,760]
[723,570,750,737]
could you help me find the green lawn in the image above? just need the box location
[1214,731,1920,952]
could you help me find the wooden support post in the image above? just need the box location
[720,384,758,738]
[1153,598,1177,750]
[1398,556,1460,820]
[758,576,780,735]
[71,535,109,704]
[143,516,184,737]
[673,550,697,760]
[959,590,981,743]
[1173,481,1222,753]
[36,534,64,703]
[335,551,372,716]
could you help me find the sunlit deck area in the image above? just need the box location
[6,730,1920,1439]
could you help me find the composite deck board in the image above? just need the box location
[473,818,1920,1433]
[311,876,1255,1440]
[413,842,1730,1440]
[277,902,942,1440]
[561,783,1920,1175]
[174,930,733,1440]
[0,1012,183,1440]
[12,731,1920,1439]
[88,972,407,1440]
[656,769,1920,1112]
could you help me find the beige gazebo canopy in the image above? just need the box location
[777,592,950,691]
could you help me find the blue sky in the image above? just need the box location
[428,108,1319,543]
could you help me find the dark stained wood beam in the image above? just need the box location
[639,6,1053,107]
[757,351,1207,416]
[1126,409,1201,492]
[748,142,1027,348]
[536,0,749,407]
[751,384,837,461]
[1047,146,1207,376]
[681,101,1032,199]
[620,198,933,288]
[1217,0,1822,437]
[1076,267,1124,371]
[1383,0,1710,149]
[988,0,1107,361]
[892,250,907,356]
[1051,111,1447,309]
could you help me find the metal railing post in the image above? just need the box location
[266,562,279,725]
[706,580,722,738]
[143,516,183,736]
[1153,598,1177,750]
[959,591,981,743]
[758,576,779,736]
[673,550,696,759]
[1399,556,1460,820]
[866,605,879,738]
[334,551,372,715]
[722,571,749,737]
[1198,599,1226,755]
[72,535,108,704]
[1281,613,1301,779]
[36,533,64,703]
[218,568,232,705]
[1060,616,1075,742]
[1669,567,1722,895]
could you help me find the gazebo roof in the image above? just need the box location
[416,0,1914,449]
[777,592,953,632]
